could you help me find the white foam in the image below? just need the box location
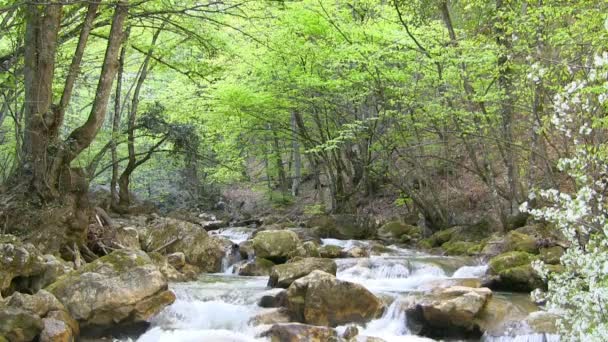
[452,264,488,278]
[137,327,265,342]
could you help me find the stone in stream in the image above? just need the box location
[268,257,337,288]
[237,258,275,276]
[285,270,383,327]
[258,290,288,308]
[342,246,369,258]
[404,286,493,338]
[252,230,303,263]
[166,252,186,269]
[140,217,224,272]
[238,240,255,259]
[318,245,343,258]
[261,323,339,342]
[249,308,291,326]
[376,221,421,243]
[46,249,175,331]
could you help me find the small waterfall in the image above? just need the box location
[361,299,410,336]
[221,244,241,274]
[452,264,488,278]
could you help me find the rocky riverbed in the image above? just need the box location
[0,214,564,342]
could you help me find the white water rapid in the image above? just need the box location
[130,235,557,342]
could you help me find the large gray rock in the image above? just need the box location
[0,235,72,297]
[262,323,339,342]
[252,230,302,263]
[286,270,383,327]
[46,249,175,328]
[140,217,224,272]
[269,258,337,288]
[0,307,43,342]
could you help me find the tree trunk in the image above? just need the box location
[111,32,129,209]
[117,24,162,207]
[291,111,301,196]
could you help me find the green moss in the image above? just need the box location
[432,228,457,245]
[468,243,484,255]
[442,241,478,256]
[500,264,544,291]
[540,246,564,264]
[506,231,538,253]
[417,238,434,250]
[489,251,537,274]
[319,245,342,258]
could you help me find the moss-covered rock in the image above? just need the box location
[239,240,255,260]
[46,249,174,329]
[301,241,320,258]
[539,246,564,265]
[417,238,434,250]
[442,241,480,256]
[377,221,421,243]
[252,230,302,264]
[497,264,544,292]
[318,245,343,259]
[262,323,338,342]
[141,217,224,273]
[0,307,43,342]
[0,235,56,297]
[488,251,544,292]
[269,258,337,288]
[489,251,536,274]
[238,258,275,276]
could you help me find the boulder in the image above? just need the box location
[258,290,288,308]
[539,246,564,265]
[318,245,343,259]
[141,217,224,272]
[419,286,492,327]
[301,241,321,257]
[39,318,72,342]
[286,270,383,326]
[249,308,291,326]
[46,249,175,329]
[149,252,190,282]
[286,228,322,244]
[269,258,337,288]
[377,221,421,243]
[0,307,43,342]
[262,323,339,342]
[166,252,186,269]
[441,241,481,256]
[489,251,536,274]
[237,258,275,276]
[481,232,538,257]
[5,290,65,318]
[109,226,141,250]
[405,286,492,338]
[239,240,255,260]
[488,252,543,291]
[252,230,302,263]
[0,235,62,297]
[342,247,369,258]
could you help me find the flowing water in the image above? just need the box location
[131,229,558,342]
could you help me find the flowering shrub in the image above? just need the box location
[521,53,608,341]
